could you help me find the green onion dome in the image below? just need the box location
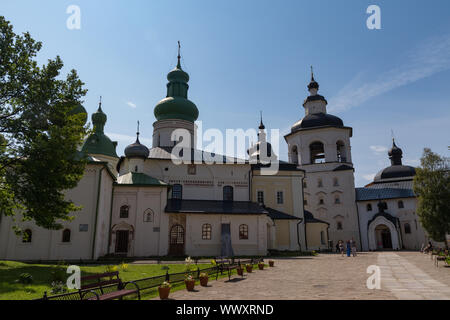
[81,102,118,158]
[154,56,199,123]
[68,102,88,124]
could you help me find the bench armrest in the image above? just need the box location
[123,281,140,292]
[81,290,100,300]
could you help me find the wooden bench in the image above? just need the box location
[79,271,140,300]
[214,258,255,281]
[435,250,449,268]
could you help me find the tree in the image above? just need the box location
[413,148,450,244]
[0,16,88,230]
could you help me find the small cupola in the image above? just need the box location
[124,121,149,159]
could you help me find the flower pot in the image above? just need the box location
[237,268,244,276]
[158,287,170,300]
[269,261,274,267]
[246,265,253,273]
[258,264,264,270]
[199,276,208,287]
[185,279,195,291]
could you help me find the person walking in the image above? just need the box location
[339,240,344,257]
[351,239,357,257]
[346,240,351,257]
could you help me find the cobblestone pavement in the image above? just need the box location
[162,252,449,300]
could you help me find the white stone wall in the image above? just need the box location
[184,214,269,257]
[0,164,114,261]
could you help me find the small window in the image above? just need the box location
[367,203,372,212]
[22,229,32,243]
[144,209,153,222]
[257,191,264,205]
[304,199,308,206]
[320,231,326,245]
[223,186,234,201]
[62,229,71,243]
[335,196,340,204]
[303,180,307,188]
[404,223,411,234]
[319,198,324,205]
[187,164,196,175]
[120,205,129,218]
[202,224,212,240]
[277,191,284,204]
[398,200,404,209]
[333,178,339,186]
[172,184,182,199]
[239,224,248,240]
[337,221,343,230]
[318,178,323,188]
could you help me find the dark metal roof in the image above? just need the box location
[265,207,302,220]
[165,199,267,215]
[355,187,415,201]
[304,210,330,225]
[333,164,354,171]
[124,137,150,159]
[291,113,345,133]
[251,161,304,172]
[116,172,167,186]
[374,165,416,182]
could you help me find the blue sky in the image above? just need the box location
[1,0,449,186]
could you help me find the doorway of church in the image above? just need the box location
[375,225,393,250]
[169,224,185,256]
[115,230,129,254]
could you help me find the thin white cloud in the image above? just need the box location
[329,34,450,112]
[363,173,376,181]
[404,159,420,166]
[370,145,388,155]
[126,102,137,108]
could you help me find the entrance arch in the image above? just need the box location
[368,216,400,250]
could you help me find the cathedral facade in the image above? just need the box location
[0,54,437,261]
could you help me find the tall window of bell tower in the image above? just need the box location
[310,141,325,164]
[291,145,299,164]
[336,141,347,163]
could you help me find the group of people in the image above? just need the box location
[336,239,357,257]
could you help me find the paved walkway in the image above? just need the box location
[162,252,449,300]
[378,252,450,300]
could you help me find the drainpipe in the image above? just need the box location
[355,198,363,251]
[91,166,104,260]
[296,218,304,251]
[107,184,115,255]
[301,176,307,251]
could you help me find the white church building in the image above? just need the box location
[0,52,438,261]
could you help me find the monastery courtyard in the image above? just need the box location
[167,252,450,300]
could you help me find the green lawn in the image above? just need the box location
[0,260,211,300]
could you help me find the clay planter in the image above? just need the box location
[158,287,170,300]
[185,279,196,291]
[246,265,253,273]
[199,276,208,287]
[269,260,274,267]
[258,263,264,270]
[237,268,244,276]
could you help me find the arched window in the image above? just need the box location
[202,224,212,240]
[62,229,71,243]
[336,141,347,163]
[310,141,325,164]
[223,186,234,201]
[22,229,32,243]
[143,209,154,222]
[319,198,325,205]
[239,224,248,240]
[172,184,182,199]
[170,225,184,244]
[291,146,299,165]
[120,205,129,218]
[304,199,308,206]
[404,223,411,234]
[337,221,343,230]
[367,203,372,212]
[317,178,323,188]
[398,200,404,209]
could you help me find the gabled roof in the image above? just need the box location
[304,210,330,225]
[116,172,167,187]
[355,187,415,201]
[165,199,266,215]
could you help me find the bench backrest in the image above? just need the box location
[80,271,121,290]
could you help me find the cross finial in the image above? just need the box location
[98,96,103,111]
[177,41,181,68]
[258,110,265,130]
[311,65,315,81]
[137,121,140,136]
